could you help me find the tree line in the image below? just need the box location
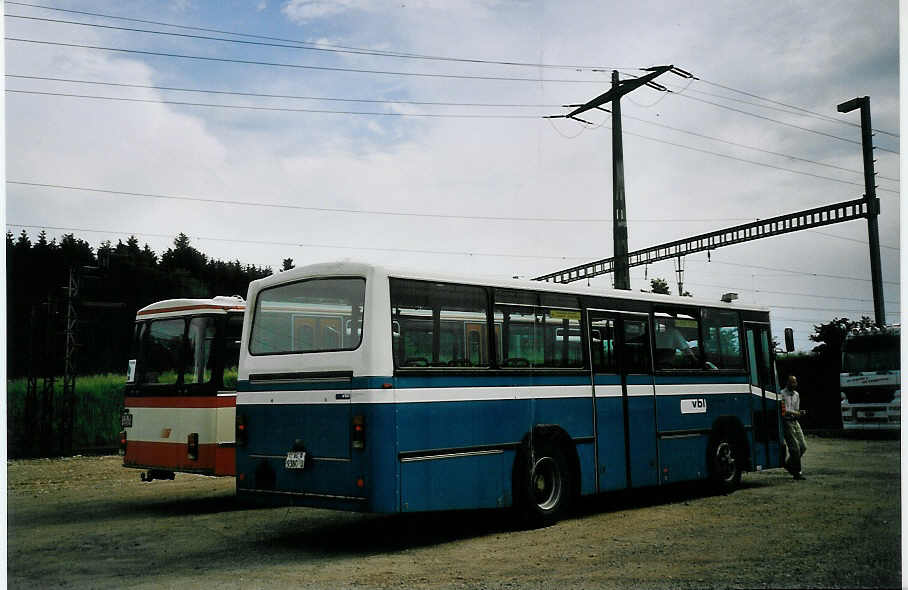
[7,227,873,430]
[6,230,273,378]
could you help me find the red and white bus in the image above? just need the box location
[121,296,245,480]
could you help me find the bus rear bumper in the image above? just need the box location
[124,441,236,476]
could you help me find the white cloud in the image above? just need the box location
[169,0,194,13]
[281,0,505,23]
[282,0,364,22]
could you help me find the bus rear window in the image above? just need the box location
[250,277,366,355]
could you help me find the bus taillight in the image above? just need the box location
[236,413,247,447]
[352,415,365,450]
[187,433,199,460]
[119,430,127,456]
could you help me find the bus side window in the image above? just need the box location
[390,279,489,369]
[654,310,701,370]
[623,318,651,373]
[590,320,617,373]
[700,309,744,370]
[496,301,583,369]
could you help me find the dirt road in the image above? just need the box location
[7,435,900,589]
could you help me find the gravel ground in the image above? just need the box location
[7,434,901,589]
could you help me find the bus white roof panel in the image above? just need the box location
[136,295,246,319]
[250,261,769,313]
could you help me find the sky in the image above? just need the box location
[2,0,901,352]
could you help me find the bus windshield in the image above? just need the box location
[133,316,218,387]
[842,334,900,373]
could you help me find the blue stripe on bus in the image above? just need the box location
[593,374,622,386]
[654,374,749,385]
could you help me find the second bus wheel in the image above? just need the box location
[708,436,742,493]
[515,438,573,527]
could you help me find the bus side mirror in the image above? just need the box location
[784,327,794,353]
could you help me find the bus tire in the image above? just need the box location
[708,434,742,493]
[514,438,572,527]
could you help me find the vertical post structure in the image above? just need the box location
[40,299,57,457]
[611,70,629,290]
[838,96,885,326]
[552,65,679,291]
[674,257,684,296]
[25,305,39,455]
[61,267,78,455]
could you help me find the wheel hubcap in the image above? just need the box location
[532,456,562,511]
[715,441,737,482]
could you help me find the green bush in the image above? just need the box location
[7,373,125,457]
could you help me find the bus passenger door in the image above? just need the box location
[589,312,657,491]
[745,323,780,470]
[589,313,625,492]
[620,314,659,488]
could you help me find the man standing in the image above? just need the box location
[780,375,807,480]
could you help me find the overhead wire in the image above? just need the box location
[6,3,899,143]
[9,3,899,144]
[679,280,900,304]
[651,78,900,139]
[4,74,564,108]
[658,90,899,155]
[3,2,633,71]
[6,180,754,224]
[611,124,900,195]
[617,69,900,144]
[11,73,896,183]
[5,89,543,118]
[7,87,899,195]
[686,259,900,285]
[695,77,900,139]
[4,38,614,84]
[806,229,899,250]
[618,110,899,183]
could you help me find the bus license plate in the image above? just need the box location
[862,411,878,417]
[120,411,133,428]
[285,451,307,470]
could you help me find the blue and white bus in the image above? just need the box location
[235,262,783,524]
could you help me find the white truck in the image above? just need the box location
[840,325,900,430]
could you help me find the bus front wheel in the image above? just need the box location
[708,436,742,492]
[515,438,572,527]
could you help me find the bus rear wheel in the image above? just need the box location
[515,438,572,527]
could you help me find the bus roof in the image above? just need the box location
[136,295,246,320]
[250,261,770,314]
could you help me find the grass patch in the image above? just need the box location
[7,373,125,457]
